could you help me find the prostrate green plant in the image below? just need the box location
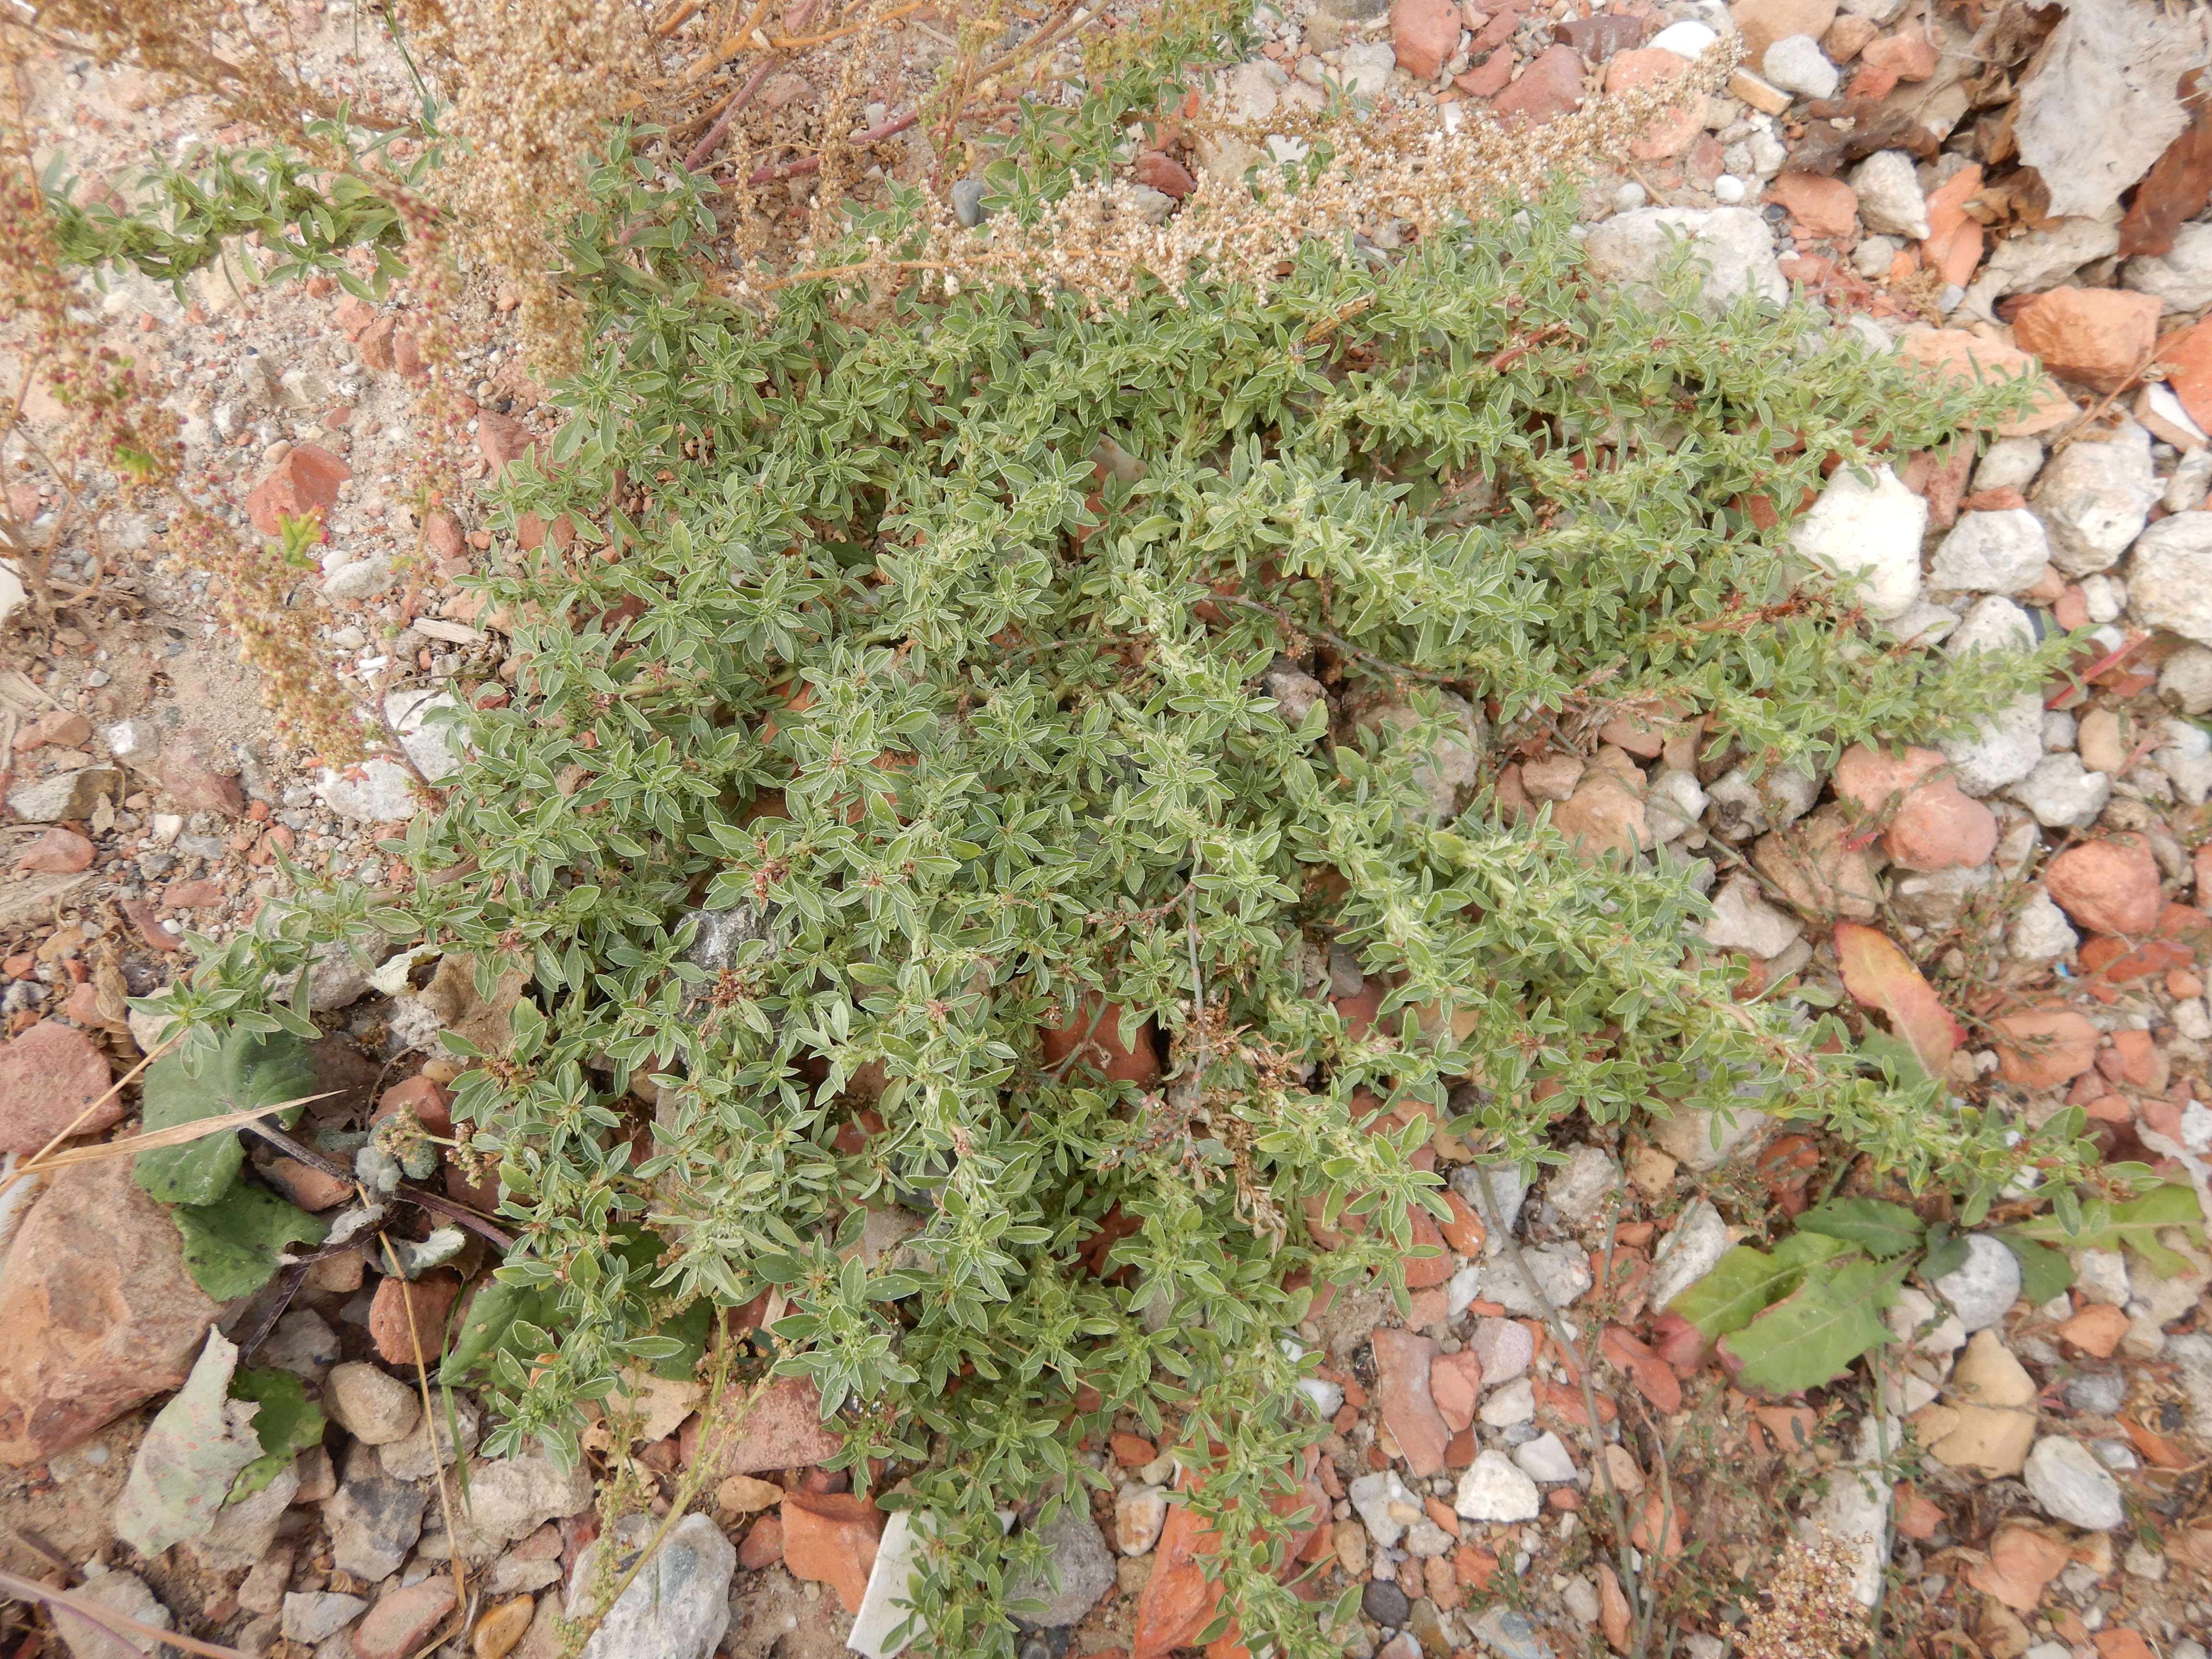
[143,150,2100,1656]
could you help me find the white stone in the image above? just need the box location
[1478,1377,1536,1428]
[1966,209,2126,316]
[1802,1415,1893,1608]
[1649,1199,1730,1310]
[1700,873,1802,958]
[2158,717,2212,805]
[1445,1262,1484,1318]
[1763,35,1838,99]
[1453,1451,1541,1523]
[2042,710,2077,750]
[1485,1243,1591,1315]
[2080,573,2126,624]
[2008,755,2111,830]
[1852,235,1899,280]
[1655,1105,1769,1171]
[1930,1234,2021,1333]
[2162,642,2212,713]
[1976,437,2046,494]
[2125,221,2212,313]
[2014,0,2202,222]
[1649,20,1718,59]
[1349,1469,1422,1548]
[849,1511,926,1658]
[2167,447,2212,513]
[1712,174,1747,205]
[1707,761,1819,837]
[1645,767,1709,841]
[1850,151,1929,239]
[1885,601,1960,646]
[314,758,418,823]
[571,1513,734,1659]
[281,1593,365,1646]
[2129,510,2212,644]
[1839,0,1907,19]
[1944,594,2036,661]
[1937,691,2046,796]
[2180,1099,2212,1152]
[1513,1432,1577,1483]
[1338,41,1396,98]
[1583,207,1786,316]
[2176,997,2212,1041]
[2142,382,2207,449]
[1544,1145,1622,1226]
[2024,1436,2126,1530]
[1793,464,1925,620]
[2074,1248,2132,1306]
[2033,421,2157,575]
[1929,510,2050,594]
[2009,887,2081,961]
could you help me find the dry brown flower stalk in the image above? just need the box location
[393,0,653,372]
[1736,1529,1870,1659]
[0,144,364,760]
[5,0,340,147]
[750,43,1739,311]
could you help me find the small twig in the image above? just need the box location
[683,57,777,170]
[1184,840,1208,1096]
[1220,593,1462,685]
[1471,1166,1647,1656]
[746,110,920,184]
[380,1233,472,1657]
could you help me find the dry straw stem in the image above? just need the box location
[0,1091,340,1192]
[751,42,1739,309]
[0,1567,251,1659]
[379,1231,475,1659]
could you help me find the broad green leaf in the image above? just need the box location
[1996,1233,2075,1304]
[440,1275,555,1384]
[134,1027,317,1206]
[172,1185,329,1300]
[1666,1232,1851,1337]
[115,1331,262,1554]
[1798,1198,1924,1260]
[1723,1257,1909,1395]
[228,1366,326,1498]
[2013,1181,2210,1278]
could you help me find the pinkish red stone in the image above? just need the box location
[245,444,350,537]
[1134,151,1196,199]
[152,728,245,816]
[476,412,535,476]
[1991,1009,2102,1091]
[1860,29,1936,80]
[780,1492,881,1612]
[368,1270,461,1367]
[1765,172,1858,240]
[1604,49,1699,160]
[1393,0,1463,79]
[2045,837,2164,936]
[375,1074,456,1137]
[2012,287,2164,394]
[738,1511,784,1568]
[1429,1349,1484,1434]
[0,1020,117,1154]
[1491,44,1586,124]
[685,1375,842,1475]
[353,1579,457,1659]
[1371,1326,1452,1477]
[15,828,95,874]
[0,1159,223,1464]
[1831,744,1996,872]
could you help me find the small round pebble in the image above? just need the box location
[1713,175,1747,204]
[1361,1580,1411,1626]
